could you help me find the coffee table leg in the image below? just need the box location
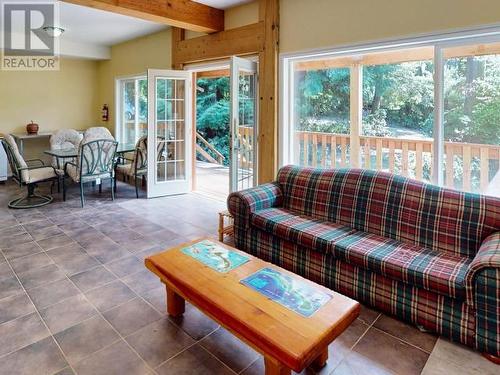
[166,286,185,317]
[264,357,291,375]
[311,348,329,370]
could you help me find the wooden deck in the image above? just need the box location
[195,161,229,201]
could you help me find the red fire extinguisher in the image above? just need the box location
[101,104,109,122]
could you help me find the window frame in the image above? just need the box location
[280,26,500,190]
[115,74,147,144]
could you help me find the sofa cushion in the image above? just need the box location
[333,231,472,299]
[251,208,355,253]
[277,165,500,258]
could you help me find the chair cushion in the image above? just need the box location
[116,163,146,177]
[251,208,355,253]
[66,164,111,183]
[116,163,132,175]
[333,231,472,299]
[27,167,57,183]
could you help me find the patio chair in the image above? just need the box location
[1,134,60,209]
[115,136,166,198]
[49,129,83,171]
[63,127,118,207]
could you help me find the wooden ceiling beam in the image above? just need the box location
[61,0,224,33]
[173,22,264,65]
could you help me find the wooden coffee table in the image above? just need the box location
[145,239,360,375]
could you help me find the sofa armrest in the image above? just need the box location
[227,182,283,230]
[465,232,500,307]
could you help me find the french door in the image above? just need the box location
[230,56,258,192]
[147,69,192,198]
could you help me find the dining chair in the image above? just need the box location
[115,136,166,198]
[1,134,60,209]
[49,129,83,171]
[115,136,147,198]
[63,127,118,207]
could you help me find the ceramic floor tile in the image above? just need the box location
[84,280,137,312]
[17,263,66,289]
[126,318,195,367]
[0,336,68,375]
[121,269,160,295]
[425,338,499,375]
[200,327,259,373]
[102,298,162,336]
[1,241,42,260]
[2,232,34,248]
[0,275,23,300]
[351,327,429,375]
[10,252,54,274]
[168,302,219,341]
[0,292,35,324]
[374,314,438,353]
[27,278,80,310]
[73,340,152,375]
[105,255,145,278]
[0,312,50,357]
[156,344,234,375]
[69,265,116,292]
[54,315,119,366]
[331,350,395,375]
[37,233,75,251]
[0,262,14,280]
[29,226,65,241]
[39,294,97,334]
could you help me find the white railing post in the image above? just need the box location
[350,63,362,168]
[433,47,444,186]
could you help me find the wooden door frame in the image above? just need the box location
[172,0,279,184]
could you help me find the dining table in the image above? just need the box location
[44,142,136,169]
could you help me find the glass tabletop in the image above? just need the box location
[44,143,136,158]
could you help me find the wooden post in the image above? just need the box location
[172,27,185,70]
[349,64,362,168]
[310,348,329,371]
[166,286,185,317]
[264,357,291,375]
[258,0,279,183]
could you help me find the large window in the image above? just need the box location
[117,77,147,144]
[283,37,500,197]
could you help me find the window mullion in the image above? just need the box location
[433,47,444,186]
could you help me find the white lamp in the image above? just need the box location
[43,26,65,37]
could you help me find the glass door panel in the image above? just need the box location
[230,57,258,192]
[147,69,192,198]
[442,43,500,196]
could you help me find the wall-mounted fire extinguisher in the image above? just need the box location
[101,104,109,122]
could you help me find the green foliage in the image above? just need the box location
[295,57,500,146]
[196,77,231,165]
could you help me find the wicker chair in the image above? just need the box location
[1,134,59,209]
[63,127,117,207]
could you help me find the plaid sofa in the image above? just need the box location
[228,165,500,357]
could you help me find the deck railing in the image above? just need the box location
[295,131,500,193]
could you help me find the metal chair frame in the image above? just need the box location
[63,139,118,207]
[1,138,59,209]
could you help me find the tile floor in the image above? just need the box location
[0,179,498,375]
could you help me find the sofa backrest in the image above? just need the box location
[277,165,500,258]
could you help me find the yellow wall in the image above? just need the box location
[280,0,500,53]
[225,1,259,30]
[0,58,99,159]
[96,28,172,130]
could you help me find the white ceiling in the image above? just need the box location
[59,2,167,47]
[0,0,254,59]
